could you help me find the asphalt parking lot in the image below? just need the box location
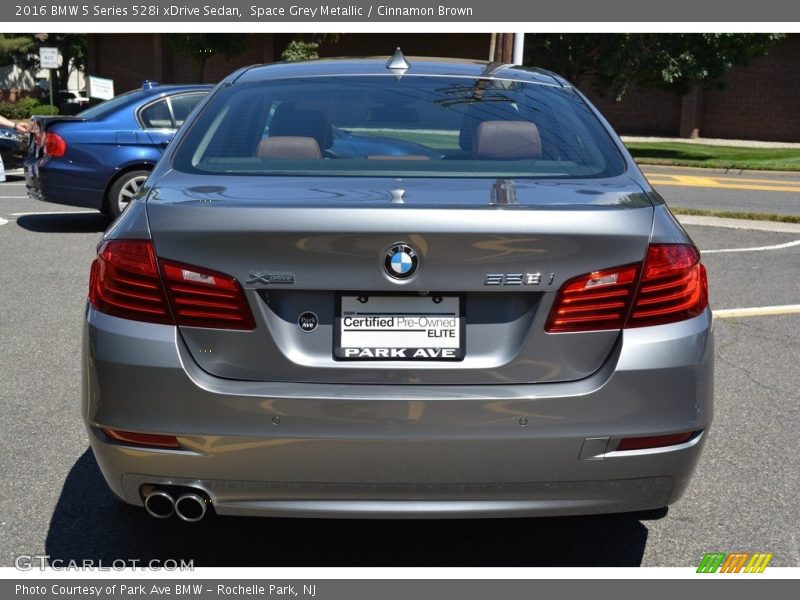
[0,171,798,567]
[644,165,800,216]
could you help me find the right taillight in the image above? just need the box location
[627,244,708,328]
[44,132,66,157]
[546,243,708,333]
[545,264,640,333]
[89,239,255,330]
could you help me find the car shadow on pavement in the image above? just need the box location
[46,449,658,567]
[16,213,110,234]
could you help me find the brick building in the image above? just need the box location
[585,34,800,142]
[86,33,800,142]
[85,33,493,95]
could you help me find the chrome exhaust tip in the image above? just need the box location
[174,492,208,523]
[144,490,175,519]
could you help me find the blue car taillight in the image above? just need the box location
[44,132,67,157]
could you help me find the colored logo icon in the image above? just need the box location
[696,552,773,573]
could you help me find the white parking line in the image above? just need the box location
[703,239,800,254]
[8,210,97,217]
[714,305,800,319]
[0,195,32,199]
[0,217,7,226]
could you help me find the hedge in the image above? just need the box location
[0,99,59,120]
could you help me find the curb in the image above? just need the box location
[621,136,800,150]
[676,214,800,234]
[640,164,800,178]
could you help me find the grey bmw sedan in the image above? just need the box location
[83,54,712,522]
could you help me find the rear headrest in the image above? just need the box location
[474,121,541,160]
[257,136,322,159]
[458,103,527,153]
[269,105,333,150]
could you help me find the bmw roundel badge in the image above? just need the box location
[384,244,419,280]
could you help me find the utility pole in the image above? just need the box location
[490,33,516,63]
[513,33,525,65]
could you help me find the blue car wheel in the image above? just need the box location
[106,169,150,218]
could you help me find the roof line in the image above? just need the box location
[228,64,265,85]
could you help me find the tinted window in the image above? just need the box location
[140,99,173,129]
[169,93,206,127]
[173,76,625,179]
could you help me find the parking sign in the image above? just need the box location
[87,76,115,100]
[39,47,59,69]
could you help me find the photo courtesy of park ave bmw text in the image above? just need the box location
[0,0,798,593]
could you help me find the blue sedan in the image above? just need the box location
[25,82,211,217]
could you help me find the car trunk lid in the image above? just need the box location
[146,173,654,385]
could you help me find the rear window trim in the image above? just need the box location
[136,95,175,130]
[171,73,628,180]
[136,91,209,130]
[232,72,565,89]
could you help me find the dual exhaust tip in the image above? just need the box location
[143,487,209,522]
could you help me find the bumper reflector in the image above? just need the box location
[103,429,180,449]
[617,431,695,451]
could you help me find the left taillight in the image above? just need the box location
[89,240,255,330]
[44,132,66,157]
[89,240,172,324]
[160,260,255,330]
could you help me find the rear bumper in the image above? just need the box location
[83,307,714,518]
[25,157,107,209]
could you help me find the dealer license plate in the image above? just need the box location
[335,294,464,361]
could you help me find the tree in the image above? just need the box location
[1,33,86,95]
[166,34,251,82]
[0,34,36,64]
[523,34,786,101]
[281,39,320,61]
[279,34,342,61]
[10,34,86,92]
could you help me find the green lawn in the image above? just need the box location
[347,128,458,150]
[626,142,800,171]
[344,133,800,171]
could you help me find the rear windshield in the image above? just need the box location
[77,90,144,119]
[172,75,625,179]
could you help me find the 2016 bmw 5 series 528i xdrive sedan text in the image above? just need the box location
[83,53,712,522]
